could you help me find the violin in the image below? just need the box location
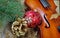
[25,0,60,38]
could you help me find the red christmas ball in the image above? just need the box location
[24,10,42,28]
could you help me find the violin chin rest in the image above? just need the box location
[57,26,60,33]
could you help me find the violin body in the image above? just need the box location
[25,0,60,38]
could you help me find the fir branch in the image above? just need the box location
[0,0,26,27]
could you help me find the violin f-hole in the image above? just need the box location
[44,15,50,28]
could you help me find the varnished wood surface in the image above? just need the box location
[25,0,60,38]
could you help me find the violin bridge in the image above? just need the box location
[36,8,50,28]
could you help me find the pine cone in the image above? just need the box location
[11,18,28,37]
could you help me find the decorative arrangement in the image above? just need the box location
[11,10,42,37]
[0,0,60,38]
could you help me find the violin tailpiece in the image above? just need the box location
[40,0,50,8]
